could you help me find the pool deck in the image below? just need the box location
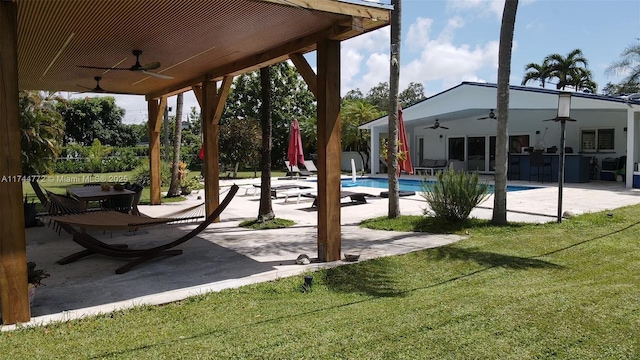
[8,174,640,329]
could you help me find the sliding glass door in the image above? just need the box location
[467,137,486,171]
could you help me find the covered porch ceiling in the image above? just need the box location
[16,0,390,98]
[1,0,392,325]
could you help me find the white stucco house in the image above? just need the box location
[359,82,640,188]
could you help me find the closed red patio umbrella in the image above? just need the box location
[398,104,413,176]
[287,119,305,173]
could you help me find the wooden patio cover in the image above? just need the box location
[0,0,390,324]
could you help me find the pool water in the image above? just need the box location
[340,177,536,193]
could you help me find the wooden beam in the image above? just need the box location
[191,85,203,106]
[290,53,318,97]
[213,75,233,125]
[0,0,30,324]
[201,78,220,218]
[148,97,165,205]
[256,0,390,21]
[145,24,353,101]
[316,38,342,262]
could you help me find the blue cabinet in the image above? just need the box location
[508,154,590,183]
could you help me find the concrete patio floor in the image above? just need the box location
[8,175,640,329]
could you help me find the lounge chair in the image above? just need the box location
[45,185,239,274]
[303,159,318,173]
[252,183,313,198]
[311,191,368,207]
[280,187,317,203]
[284,161,312,177]
[414,159,448,176]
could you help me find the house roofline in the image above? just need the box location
[359,81,640,129]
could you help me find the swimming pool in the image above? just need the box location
[340,177,536,193]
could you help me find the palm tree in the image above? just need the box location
[544,48,590,90]
[388,0,401,218]
[570,68,598,93]
[19,90,65,176]
[492,0,519,225]
[258,66,275,222]
[167,93,184,197]
[341,99,381,172]
[606,41,640,90]
[521,60,550,87]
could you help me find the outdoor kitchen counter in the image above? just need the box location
[509,153,591,183]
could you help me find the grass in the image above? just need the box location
[360,214,508,234]
[239,218,296,229]
[3,207,639,358]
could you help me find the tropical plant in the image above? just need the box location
[421,169,490,223]
[602,80,640,96]
[570,68,598,93]
[606,41,640,93]
[341,99,381,172]
[19,90,65,176]
[521,60,550,88]
[544,48,595,91]
[380,138,407,162]
[132,160,172,187]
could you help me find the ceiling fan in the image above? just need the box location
[425,119,449,130]
[477,109,497,120]
[77,50,174,79]
[77,76,130,94]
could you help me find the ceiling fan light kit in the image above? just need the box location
[425,119,449,130]
[477,109,496,120]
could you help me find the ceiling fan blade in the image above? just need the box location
[542,118,558,122]
[142,70,174,79]
[440,126,449,129]
[140,62,161,71]
[77,84,96,91]
[477,116,489,120]
[77,65,131,71]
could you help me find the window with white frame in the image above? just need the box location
[581,128,615,152]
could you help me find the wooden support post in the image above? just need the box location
[201,78,220,218]
[316,39,342,262]
[0,0,30,324]
[148,97,166,205]
[198,76,232,218]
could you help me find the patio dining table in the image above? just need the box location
[66,186,135,212]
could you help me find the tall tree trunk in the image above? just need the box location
[492,0,519,225]
[258,66,275,222]
[388,0,401,218]
[167,93,184,197]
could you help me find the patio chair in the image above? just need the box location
[284,161,312,177]
[310,191,369,207]
[47,185,239,274]
[303,159,318,173]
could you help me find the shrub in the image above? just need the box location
[132,160,172,187]
[420,169,490,223]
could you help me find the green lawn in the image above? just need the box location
[3,204,639,358]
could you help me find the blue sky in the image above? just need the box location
[110,0,640,124]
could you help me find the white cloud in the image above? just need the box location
[447,0,505,19]
[406,17,434,49]
[340,27,390,94]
